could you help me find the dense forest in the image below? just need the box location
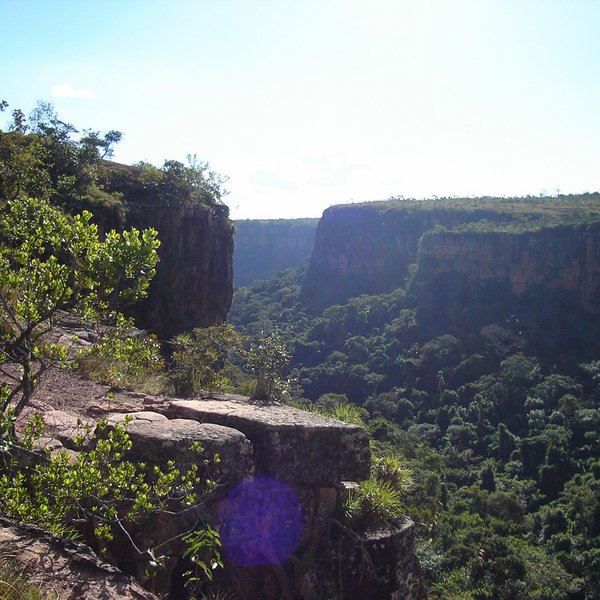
[230,220,600,599]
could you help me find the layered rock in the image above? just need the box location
[167,396,370,483]
[102,394,425,599]
[415,224,600,314]
[124,201,234,339]
[107,411,254,489]
[9,379,426,600]
[301,202,504,310]
[301,196,600,319]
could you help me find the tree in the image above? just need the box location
[0,413,222,593]
[80,128,123,160]
[0,196,160,416]
[169,324,242,396]
[245,332,290,401]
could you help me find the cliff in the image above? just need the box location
[301,194,600,312]
[13,370,427,600]
[301,202,504,310]
[234,218,318,287]
[102,162,234,340]
[415,223,600,313]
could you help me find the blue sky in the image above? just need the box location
[2,0,600,218]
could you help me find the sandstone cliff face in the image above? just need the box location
[103,163,234,340]
[125,202,234,340]
[301,199,600,320]
[301,203,504,310]
[234,218,318,287]
[416,224,600,313]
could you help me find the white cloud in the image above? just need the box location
[50,83,96,98]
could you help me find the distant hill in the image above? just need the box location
[233,218,318,287]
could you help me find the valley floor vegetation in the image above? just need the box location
[229,266,600,600]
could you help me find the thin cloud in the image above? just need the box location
[51,83,96,98]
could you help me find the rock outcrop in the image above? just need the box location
[101,162,235,340]
[301,201,504,310]
[0,517,158,600]
[121,395,425,600]
[13,379,426,600]
[167,396,370,484]
[234,218,318,287]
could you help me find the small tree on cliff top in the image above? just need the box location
[245,332,291,401]
[0,196,160,416]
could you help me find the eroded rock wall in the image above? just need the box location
[234,218,318,287]
[102,162,235,340]
[125,201,234,340]
[416,224,600,313]
[301,203,504,311]
[301,200,600,321]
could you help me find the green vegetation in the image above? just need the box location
[0,196,160,416]
[229,257,600,599]
[169,324,242,396]
[356,192,600,226]
[0,412,221,591]
[0,101,228,224]
[4,96,600,597]
[244,331,292,401]
[0,106,231,596]
[0,560,60,600]
[344,454,413,530]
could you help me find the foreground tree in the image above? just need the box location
[169,324,242,396]
[0,196,160,415]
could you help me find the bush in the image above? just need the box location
[0,412,221,587]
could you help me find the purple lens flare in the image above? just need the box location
[219,477,304,567]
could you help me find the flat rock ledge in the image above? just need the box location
[0,517,158,600]
[105,413,254,487]
[167,397,371,484]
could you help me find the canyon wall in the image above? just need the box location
[234,218,318,287]
[302,198,600,313]
[415,224,600,314]
[300,196,600,364]
[103,163,234,340]
[301,202,507,310]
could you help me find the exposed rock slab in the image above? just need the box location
[0,517,158,600]
[167,398,370,484]
[106,413,254,487]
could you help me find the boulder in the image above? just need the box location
[167,397,370,484]
[105,413,254,488]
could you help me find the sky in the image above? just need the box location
[1,0,600,219]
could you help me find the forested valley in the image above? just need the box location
[230,233,600,599]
